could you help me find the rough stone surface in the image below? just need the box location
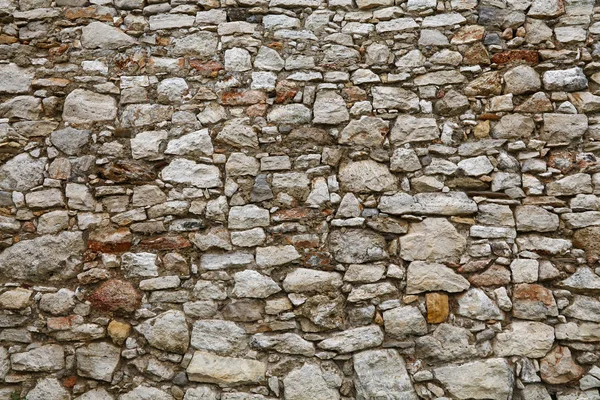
[2,1,599,398]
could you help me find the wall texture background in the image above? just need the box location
[0,0,600,398]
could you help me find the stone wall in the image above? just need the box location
[1,0,600,398]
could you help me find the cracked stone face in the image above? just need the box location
[3,0,600,398]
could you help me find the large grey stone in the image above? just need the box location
[317,325,384,353]
[283,363,341,400]
[0,153,46,191]
[76,342,121,382]
[187,351,266,385]
[0,63,34,94]
[136,310,189,354]
[353,349,418,400]
[400,218,466,262]
[0,231,84,281]
[161,158,222,188]
[338,160,397,192]
[81,21,136,49]
[63,89,117,124]
[406,261,470,294]
[434,359,514,400]
[493,321,555,358]
[329,229,388,264]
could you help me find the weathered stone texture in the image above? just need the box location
[2,0,600,398]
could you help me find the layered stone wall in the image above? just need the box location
[1,0,600,398]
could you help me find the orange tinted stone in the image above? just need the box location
[426,292,449,324]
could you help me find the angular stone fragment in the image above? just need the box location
[136,310,189,354]
[390,115,439,145]
[426,292,449,323]
[161,158,222,188]
[120,386,173,400]
[11,344,64,372]
[434,359,514,400]
[516,235,572,255]
[89,279,140,313]
[63,89,117,124]
[338,160,396,192]
[229,205,270,229]
[400,218,466,262]
[81,21,136,49]
[313,91,348,124]
[503,65,541,95]
[456,288,503,320]
[516,205,559,232]
[0,153,46,191]
[563,295,600,322]
[200,252,255,270]
[353,349,417,400]
[406,261,470,294]
[339,117,388,147]
[558,267,600,291]
[318,325,383,353]
[416,324,483,362]
[546,173,592,196]
[233,270,280,298]
[282,268,343,293]
[0,63,34,94]
[76,342,120,382]
[51,127,90,155]
[329,229,387,264]
[540,113,588,145]
[512,284,558,320]
[543,67,587,91]
[383,306,427,338]
[283,363,340,400]
[251,333,315,356]
[379,192,477,216]
[26,378,70,400]
[492,114,535,139]
[493,321,554,358]
[540,346,583,384]
[191,320,247,355]
[187,351,266,384]
[371,86,419,111]
[0,231,84,281]
[267,104,312,125]
[171,31,218,57]
[256,245,300,267]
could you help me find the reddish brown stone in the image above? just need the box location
[573,226,600,264]
[0,35,18,44]
[463,42,490,65]
[491,50,539,66]
[478,113,502,121]
[63,376,77,388]
[189,60,223,76]
[89,279,141,313]
[451,25,485,44]
[47,315,78,331]
[88,227,132,253]
[139,235,191,250]
[458,259,492,273]
[541,346,584,384]
[547,149,575,174]
[246,104,268,117]
[342,86,368,102]
[220,90,267,106]
[64,6,113,21]
[426,292,449,324]
[98,160,156,183]
[468,265,511,287]
[275,80,298,104]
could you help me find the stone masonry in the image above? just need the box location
[2,0,600,398]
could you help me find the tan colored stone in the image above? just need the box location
[426,292,449,324]
[108,320,131,345]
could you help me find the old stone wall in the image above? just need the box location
[1,0,600,398]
